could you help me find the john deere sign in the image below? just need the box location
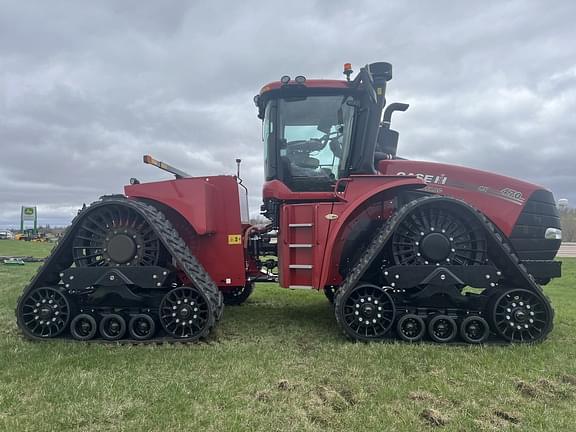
[20,206,38,231]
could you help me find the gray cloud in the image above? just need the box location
[1,0,575,228]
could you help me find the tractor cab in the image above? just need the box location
[255,62,403,193]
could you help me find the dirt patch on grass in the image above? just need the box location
[560,374,576,386]
[475,410,522,431]
[315,385,350,412]
[493,409,520,424]
[409,390,439,403]
[303,385,357,427]
[420,408,448,427]
[515,378,573,399]
[515,380,540,398]
[336,386,357,406]
[277,379,296,391]
[254,390,272,401]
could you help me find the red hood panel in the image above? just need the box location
[378,160,545,235]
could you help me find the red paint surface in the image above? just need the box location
[378,160,543,236]
[122,159,550,293]
[272,176,425,289]
[125,176,247,289]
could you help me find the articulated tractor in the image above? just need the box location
[17,62,562,344]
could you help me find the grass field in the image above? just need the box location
[0,240,575,431]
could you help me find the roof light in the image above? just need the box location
[295,75,306,84]
[280,75,291,84]
[343,63,353,81]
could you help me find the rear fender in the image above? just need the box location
[125,177,231,235]
[125,176,247,288]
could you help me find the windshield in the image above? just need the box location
[263,95,354,191]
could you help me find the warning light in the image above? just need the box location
[343,63,353,81]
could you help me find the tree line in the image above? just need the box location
[560,208,576,242]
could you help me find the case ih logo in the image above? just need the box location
[396,171,448,185]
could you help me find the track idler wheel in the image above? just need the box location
[428,315,458,343]
[460,316,490,344]
[128,314,156,340]
[159,286,214,340]
[99,314,127,341]
[17,287,71,339]
[391,202,487,266]
[223,282,254,306]
[70,314,98,341]
[335,284,395,341]
[72,203,162,268]
[396,314,426,342]
[490,288,553,343]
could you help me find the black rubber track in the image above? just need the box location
[16,196,224,343]
[334,195,555,344]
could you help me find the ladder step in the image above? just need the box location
[289,264,313,269]
[289,223,313,228]
[289,244,313,248]
[289,285,314,289]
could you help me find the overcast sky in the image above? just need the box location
[1,0,575,228]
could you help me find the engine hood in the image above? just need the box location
[378,159,551,236]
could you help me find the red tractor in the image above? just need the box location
[17,62,562,344]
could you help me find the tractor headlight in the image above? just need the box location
[545,227,562,240]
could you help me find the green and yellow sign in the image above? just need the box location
[20,206,38,231]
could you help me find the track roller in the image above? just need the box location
[128,314,156,340]
[460,316,490,344]
[70,314,98,341]
[427,315,458,343]
[159,286,214,340]
[396,314,426,342]
[490,288,553,343]
[99,314,127,341]
[335,284,395,341]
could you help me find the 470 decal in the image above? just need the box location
[500,188,524,201]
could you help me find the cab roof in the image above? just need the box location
[259,79,349,95]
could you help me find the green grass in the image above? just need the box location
[0,239,53,258]
[0,240,575,431]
